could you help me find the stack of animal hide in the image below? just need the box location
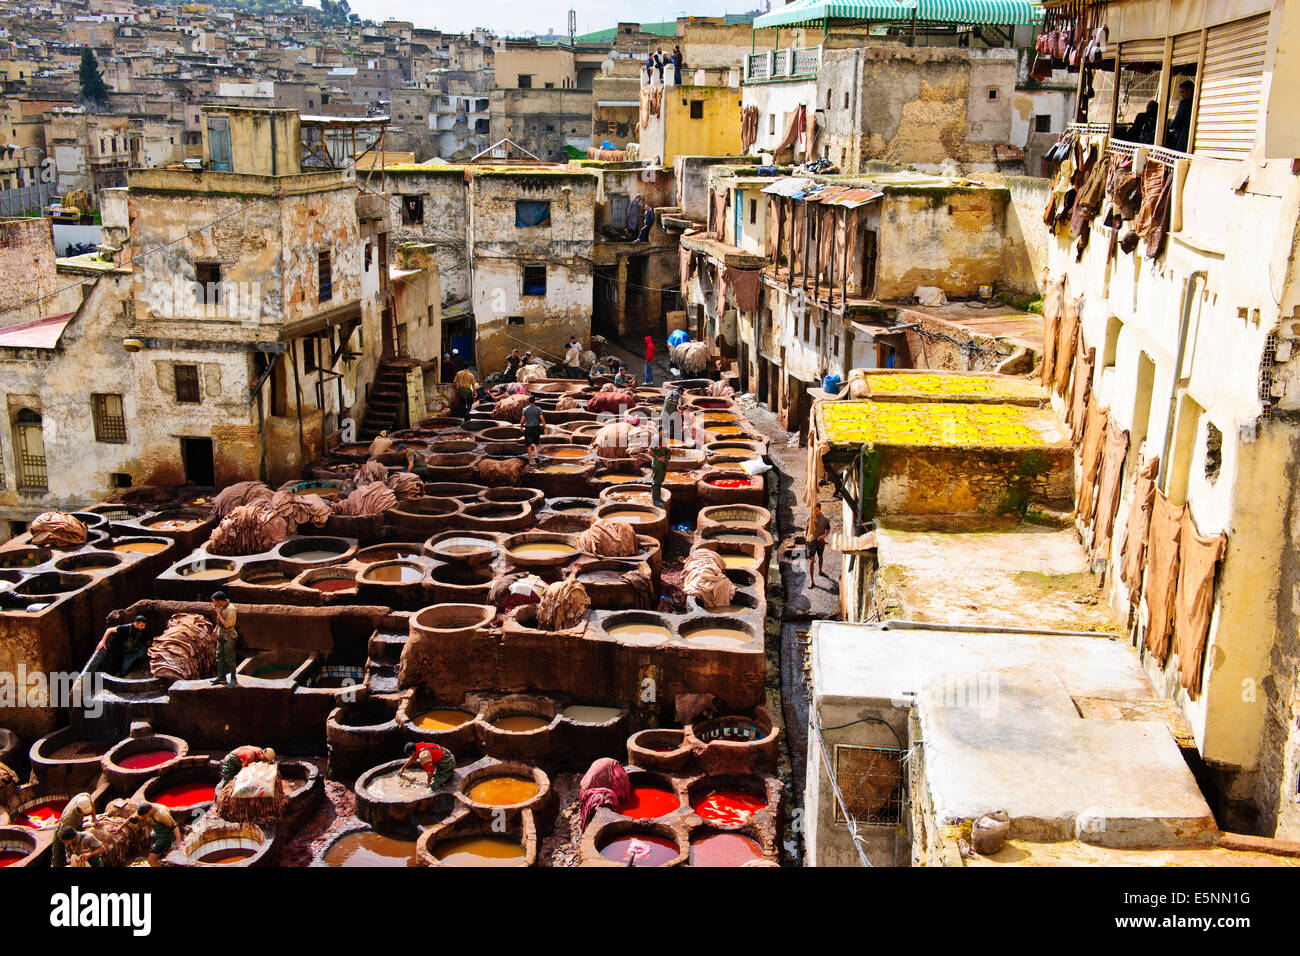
[592,421,652,460]
[267,489,331,534]
[385,471,424,501]
[534,576,590,631]
[555,394,579,411]
[478,457,525,487]
[210,481,273,518]
[207,504,289,556]
[577,518,637,557]
[214,762,286,824]
[332,483,397,517]
[29,512,88,548]
[586,386,638,415]
[671,341,713,376]
[493,393,531,423]
[149,613,218,681]
[354,460,389,486]
[682,548,737,609]
[517,362,549,384]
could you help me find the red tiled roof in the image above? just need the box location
[0,311,76,349]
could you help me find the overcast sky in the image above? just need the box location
[345,1,763,36]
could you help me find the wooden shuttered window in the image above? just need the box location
[1194,14,1270,160]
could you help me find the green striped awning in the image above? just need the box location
[753,0,917,29]
[916,0,1044,24]
[753,0,1044,27]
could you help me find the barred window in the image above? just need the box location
[13,408,47,492]
[174,364,201,404]
[92,393,127,443]
[318,250,333,303]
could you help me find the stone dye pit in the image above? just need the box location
[0,377,785,866]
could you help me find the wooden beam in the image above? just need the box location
[290,338,306,464]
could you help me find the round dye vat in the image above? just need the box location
[114,750,175,771]
[15,799,67,830]
[292,550,346,562]
[550,502,594,513]
[365,563,424,584]
[708,476,753,488]
[152,782,216,809]
[600,473,643,484]
[366,770,433,800]
[432,835,526,866]
[251,665,296,679]
[683,626,751,648]
[113,541,168,554]
[598,833,678,867]
[692,790,766,827]
[561,705,622,723]
[702,603,751,615]
[178,566,232,580]
[538,463,583,474]
[578,569,627,585]
[0,850,28,866]
[323,831,417,867]
[547,448,590,460]
[197,847,256,865]
[706,426,744,436]
[507,542,576,560]
[49,740,110,759]
[606,622,671,643]
[601,509,652,523]
[711,533,767,547]
[491,714,550,733]
[435,540,494,556]
[621,785,680,819]
[689,832,764,866]
[148,518,202,531]
[412,708,475,731]
[310,578,356,593]
[357,547,421,564]
[719,554,759,570]
[465,775,539,806]
[247,572,292,585]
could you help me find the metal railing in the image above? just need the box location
[1064,122,1235,171]
[745,46,821,83]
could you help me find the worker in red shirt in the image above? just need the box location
[400,741,456,790]
[644,335,655,385]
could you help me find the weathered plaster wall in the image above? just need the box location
[664,86,742,164]
[0,217,60,325]
[489,88,594,163]
[469,171,596,374]
[741,79,817,158]
[386,169,470,306]
[876,186,1010,299]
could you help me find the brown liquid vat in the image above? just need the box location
[476,694,561,763]
[387,497,459,539]
[455,758,553,824]
[697,503,773,534]
[276,535,358,567]
[30,728,122,793]
[626,728,692,772]
[424,452,480,483]
[354,757,457,828]
[421,481,488,501]
[355,561,428,611]
[573,558,655,610]
[501,532,580,569]
[593,502,669,541]
[458,500,534,534]
[326,698,401,780]
[416,806,537,867]
[426,561,494,604]
[598,483,672,511]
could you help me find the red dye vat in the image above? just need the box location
[620,785,680,819]
[691,790,765,827]
[311,579,356,593]
[689,832,764,867]
[152,782,216,808]
[708,477,752,488]
[115,750,174,771]
[0,850,27,866]
[598,834,678,866]
[16,799,68,829]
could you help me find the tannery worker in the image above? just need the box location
[400,741,456,790]
[522,394,545,467]
[59,827,105,868]
[50,792,97,868]
[454,365,479,421]
[613,365,634,389]
[809,502,831,582]
[368,430,393,457]
[643,336,655,385]
[565,337,583,378]
[649,444,671,508]
[97,614,149,677]
[659,386,682,443]
[210,591,238,686]
[138,802,183,867]
[504,348,522,383]
[219,745,277,787]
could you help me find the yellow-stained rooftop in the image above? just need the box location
[861,371,1046,405]
[820,400,1068,448]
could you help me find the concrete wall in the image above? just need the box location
[489,88,594,163]
[0,217,59,325]
[468,170,596,374]
[385,168,470,306]
[742,78,817,158]
[493,46,576,89]
[819,46,1018,174]
[876,185,1011,300]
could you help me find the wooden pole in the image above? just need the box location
[290,338,306,464]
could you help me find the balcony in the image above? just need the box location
[745,46,821,84]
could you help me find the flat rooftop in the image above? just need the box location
[873,517,1121,634]
[819,400,1068,449]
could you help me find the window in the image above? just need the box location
[195,262,222,306]
[1204,422,1223,484]
[689,100,704,119]
[92,393,127,443]
[318,250,332,302]
[833,744,902,826]
[522,265,547,296]
[803,312,810,342]
[13,408,47,491]
[365,242,373,269]
[110,472,132,489]
[518,74,532,88]
[508,315,525,326]
[207,116,231,171]
[544,82,554,89]
[515,200,551,228]
[304,336,318,373]
[749,199,756,225]
[987,88,998,100]
[827,88,833,108]
[174,364,201,404]
[769,114,775,135]
[401,194,424,224]
[843,91,849,110]
[1034,114,1052,133]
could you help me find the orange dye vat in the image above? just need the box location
[691,790,766,827]
[465,775,539,806]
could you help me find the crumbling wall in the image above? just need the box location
[876,186,1010,299]
[0,217,59,325]
[386,168,469,306]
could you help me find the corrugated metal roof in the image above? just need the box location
[760,176,816,197]
[804,184,883,207]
